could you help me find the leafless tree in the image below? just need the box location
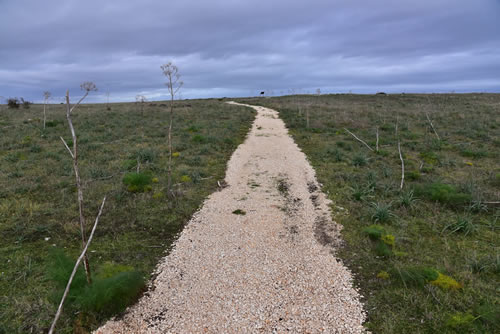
[43,91,51,129]
[136,94,147,115]
[60,81,97,284]
[161,62,183,193]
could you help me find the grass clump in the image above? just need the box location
[371,202,396,223]
[398,189,419,208]
[123,172,153,192]
[232,209,246,215]
[443,215,477,235]
[352,153,368,167]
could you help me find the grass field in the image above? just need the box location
[0,99,254,333]
[238,93,500,333]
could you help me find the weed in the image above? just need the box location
[376,271,390,279]
[446,312,476,329]
[232,209,246,215]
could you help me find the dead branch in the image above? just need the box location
[60,136,74,159]
[344,128,374,152]
[398,140,405,190]
[48,197,106,334]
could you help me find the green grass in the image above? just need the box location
[238,93,500,333]
[0,99,254,333]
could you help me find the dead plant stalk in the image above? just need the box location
[48,196,106,334]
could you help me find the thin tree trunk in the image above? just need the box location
[48,197,106,334]
[65,90,92,284]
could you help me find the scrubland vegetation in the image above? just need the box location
[239,93,499,333]
[0,100,254,333]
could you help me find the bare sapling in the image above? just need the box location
[60,81,97,284]
[344,128,374,152]
[161,62,183,194]
[48,196,106,334]
[43,91,51,129]
[136,94,147,115]
[376,126,379,152]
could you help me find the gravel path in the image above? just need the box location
[96,103,366,333]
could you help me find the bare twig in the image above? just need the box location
[398,140,405,190]
[344,128,374,152]
[48,196,106,334]
[60,136,74,159]
[376,127,379,152]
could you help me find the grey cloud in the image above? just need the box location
[1,0,499,102]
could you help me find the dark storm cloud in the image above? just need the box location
[1,0,499,102]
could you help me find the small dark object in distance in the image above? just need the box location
[260,91,265,95]
[376,92,387,95]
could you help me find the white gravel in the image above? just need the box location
[95,103,366,333]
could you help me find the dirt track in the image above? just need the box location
[96,102,366,333]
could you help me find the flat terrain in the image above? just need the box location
[238,93,500,333]
[97,102,365,333]
[0,99,254,333]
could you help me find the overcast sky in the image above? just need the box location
[1,0,499,103]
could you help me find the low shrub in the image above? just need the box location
[7,98,20,109]
[460,148,488,159]
[415,183,471,207]
[392,266,439,287]
[123,172,153,192]
[363,224,385,240]
[48,250,144,319]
